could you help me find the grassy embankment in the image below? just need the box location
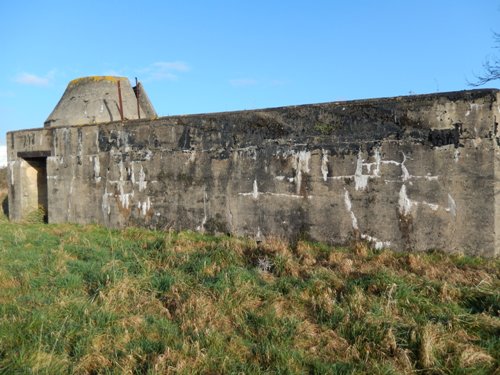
[0,166,498,374]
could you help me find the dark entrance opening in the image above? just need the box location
[22,157,48,223]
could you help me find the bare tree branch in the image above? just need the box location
[469,32,500,86]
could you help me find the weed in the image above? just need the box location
[314,122,335,134]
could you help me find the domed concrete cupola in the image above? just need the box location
[44,76,157,127]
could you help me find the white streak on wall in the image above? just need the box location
[118,159,125,182]
[363,148,381,176]
[447,194,457,217]
[470,103,482,112]
[8,161,15,185]
[108,158,137,210]
[421,201,439,211]
[321,150,329,181]
[344,188,391,249]
[421,175,439,181]
[130,163,136,184]
[472,137,482,148]
[329,175,355,181]
[398,184,413,215]
[102,187,111,216]
[360,234,391,250]
[138,197,151,216]
[67,163,77,219]
[266,192,313,199]
[293,150,311,195]
[323,148,385,190]
[377,153,438,183]
[343,189,358,230]
[401,153,410,182]
[398,184,452,215]
[138,165,147,192]
[93,156,101,182]
[239,180,313,199]
[381,160,400,166]
[121,131,130,152]
[119,187,134,209]
[185,150,196,164]
[354,152,369,190]
[275,176,286,181]
[252,179,259,199]
[197,189,208,231]
[116,159,126,195]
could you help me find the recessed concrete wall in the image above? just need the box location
[7,89,500,257]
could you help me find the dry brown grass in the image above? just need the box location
[178,292,234,336]
[352,241,370,258]
[459,346,494,368]
[296,319,349,357]
[0,224,498,374]
[30,352,69,374]
[100,275,165,316]
[418,323,443,369]
[75,352,112,374]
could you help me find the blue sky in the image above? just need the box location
[0,0,499,158]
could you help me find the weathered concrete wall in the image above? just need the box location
[7,89,500,257]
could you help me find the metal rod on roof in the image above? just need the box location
[135,77,141,119]
[117,80,124,121]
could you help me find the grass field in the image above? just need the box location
[0,184,498,373]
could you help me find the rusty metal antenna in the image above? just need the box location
[117,80,124,121]
[135,77,141,119]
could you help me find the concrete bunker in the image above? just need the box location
[6,77,500,257]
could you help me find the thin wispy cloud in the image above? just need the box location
[15,73,49,86]
[14,70,56,87]
[152,61,190,72]
[229,78,258,87]
[139,61,190,82]
[229,78,288,88]
[269,79,288,87]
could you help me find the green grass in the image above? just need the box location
[0,208,498,373]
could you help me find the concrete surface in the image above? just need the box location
[44,76,156,127]
[7,85,500,257]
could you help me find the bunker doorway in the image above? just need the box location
[21,157,48,223]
